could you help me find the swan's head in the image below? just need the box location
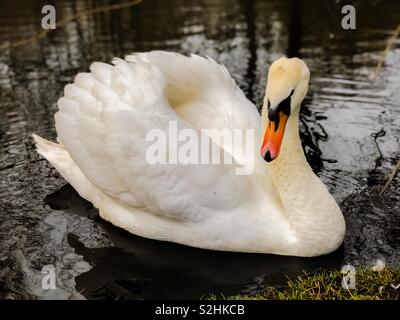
[261,57,310,162]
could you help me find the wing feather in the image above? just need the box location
[55,52,258,222]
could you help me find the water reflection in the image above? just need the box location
[47,185,344,299]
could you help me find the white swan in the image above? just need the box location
[33,51,345,257]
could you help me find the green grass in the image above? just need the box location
[209,268,400,300]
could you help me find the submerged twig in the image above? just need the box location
[372,24,400,81]
[379,159,400,196]
[0,0,142,50]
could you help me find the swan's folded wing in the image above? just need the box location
[55,53,254,223]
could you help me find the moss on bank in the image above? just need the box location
[210,268,400,300]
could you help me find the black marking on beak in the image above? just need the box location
[268,107,278,122]
[268,108,280,131]
[267,89,295,130]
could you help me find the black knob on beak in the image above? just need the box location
[268,108,278,121]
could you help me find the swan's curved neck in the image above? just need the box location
[266,111,345,255]
[268,112,315,203]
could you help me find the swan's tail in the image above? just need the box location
[33,134,64,157]
[32,134,102,207]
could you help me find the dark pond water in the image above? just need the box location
[0,0,399,299]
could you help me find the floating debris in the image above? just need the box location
[379,159,400,196]
[0,0,142,50]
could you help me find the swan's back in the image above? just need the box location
[127,52,260,131]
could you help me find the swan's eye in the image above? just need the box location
[290,89,294,97]
[267,100,271,108]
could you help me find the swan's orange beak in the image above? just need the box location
[260,112,288,162]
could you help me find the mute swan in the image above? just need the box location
[33,51,345,257]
